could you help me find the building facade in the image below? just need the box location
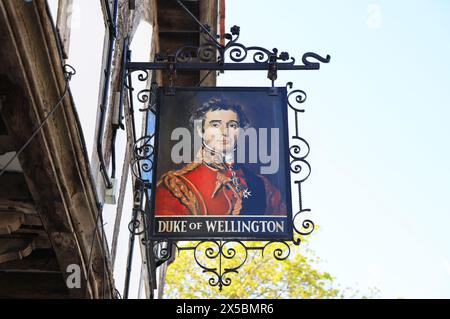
[0,0,218,299]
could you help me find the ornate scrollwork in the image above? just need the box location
[226,45,294,65]
[194,241,238,290]
[128,208,148,236]
[293,209,315,236]
[131,158,153,184]
[125,69,149,90]
[125,80,318,291]
[131,134,155,184]
[287,82,307,112]
[130,81,317,291]
[153,240,293,290]
[153,25,329,78]
[63,64,77,81]
[259,241,291,261]
[137,88,151,103]
[302,52,331,67]
[139,82,158,113]
[287,82,315,245]
[122,23,327,292]
[152,240,173,263]
[135,69,150,82]
[175,45,217,63]
[133,135,154,160]
[289,142,311,182]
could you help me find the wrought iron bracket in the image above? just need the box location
[166,55,176,95]
[125,23,330,92]
[124,76,317,290]
[121,16,330,292]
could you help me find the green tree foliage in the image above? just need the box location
[164,241,341,299]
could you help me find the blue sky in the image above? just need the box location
[217,0,450,298]
[47,0,450,298]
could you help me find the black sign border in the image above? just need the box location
[150,86,294,241]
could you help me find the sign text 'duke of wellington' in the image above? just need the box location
[151,87,293,240]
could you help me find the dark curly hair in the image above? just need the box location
[189,97,250,132]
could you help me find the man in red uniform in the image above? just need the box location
[155,97,286,216]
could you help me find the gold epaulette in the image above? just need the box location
[157,163,201,215]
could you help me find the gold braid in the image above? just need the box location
[157,161,243,216]
[214,172,243,216]
[157,162,202,215]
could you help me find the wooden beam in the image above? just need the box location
[0,113,7,135]
[0,211,25,235]
[0,135,15,155]
[0,0,115,298]
[157,0,199,32]
[0,200,37,215]
[0,44,89,299]
[0,237,34,264]
[0,172,33,202]
[56,0,73,59]
[11,229,52,250]
[110,132,132,269]
[0,272,69,299]
[0,249,60,273]
[199,0,218,87]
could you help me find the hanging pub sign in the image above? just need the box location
[151,87,293,240]
[123,15,330,293]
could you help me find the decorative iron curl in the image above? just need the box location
[226,43,247,62]
[174,45,217,63]
[167,241,250,291]
[221,241,248,269]
[289,101,312,182]
[196,24,241,60]
[260,241,291,261]
[225,45,295,65]
[192,241,224,289]
[221,25,241,49]
[292,209,315,246]
[232,45,273,63]
[152,240,173,263]
[289,142,311,182]
[152,26,330,73]
[133,135,154,160]
[131,158,153,182]
[63,64,76,81]
[134,69,150,82]
[137,89,151,107]
[302,52,331,67]
[154,240,292,290]
[138,83,158,113]
[137,89,151,103]
[290,137,310,158]
[128,208,148,236]
[198,45,216,62]
[125,69,149,90]
[287,82,315,245]
[287,82,307,112]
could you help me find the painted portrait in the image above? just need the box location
[152,87,292,239]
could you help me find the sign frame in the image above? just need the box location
[149,86,294,241]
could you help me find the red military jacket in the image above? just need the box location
[155,162,285,216]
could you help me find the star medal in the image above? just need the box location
[228,166,251,199]
[242,188,252,199]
